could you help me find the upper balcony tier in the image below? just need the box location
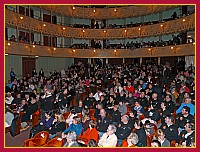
[39,5,178,20]
[6,10,195,40]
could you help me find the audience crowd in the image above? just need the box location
[5,61,195,147]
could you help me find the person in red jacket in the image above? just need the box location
[126,82,135,93]
[78,120,99,146]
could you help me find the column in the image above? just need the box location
[158,57,160,65]
[123,58,125,64]
[106,58,108,64]
[88,58,91,64]
[140,58,142,66]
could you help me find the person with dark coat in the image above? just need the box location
[159,115,178,142]
[116,115,132,147]
[134,119,147,146]
[21,97,38,123]
[40,91,55,119]
[48,113,66,139]
[175,106,194,131]
[110,105,121,125]
[178,122,195,147]
[29,111,54,138]
[57,88,70,113]
[96,109,110,137]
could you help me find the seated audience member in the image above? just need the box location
[21,97,38,129]
[176,97,195,116]
[134,119,147,146]
[94,103,104,119]
[65,109,77,125]
[133,101,145,118]
[164,94,175,114]
[159,101,171,124]
[128,110,138,129]
[74,100,84,114]
[118,100,127,116]
[175,106,194,132]
[137,90,149,110]
[81,113,91,134]
[62,116,82,136]
[48,113,66,139]
[88,139,98,147]
[78,120,99,145]
[96,109,110,137]
[126,133,143,147]
[151,140,161,147]
[110,104,121,125]
[83,92,96,109]
[155,129,170,147]
[98,124,118,147]
[63,131,79,147]
[178,122,195,147]
[29,111,54,138]
[116,115,132,146]
[159,115,178,142]
[143,120,154,136]
[144,104,160,124]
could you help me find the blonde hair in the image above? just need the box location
[57,114,65,122]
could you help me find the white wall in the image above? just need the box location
[5,55,74,81]
[7,27,17,40]
[35,57,74,76]
[5,55,22,82]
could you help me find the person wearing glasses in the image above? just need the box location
[98,124,117,147]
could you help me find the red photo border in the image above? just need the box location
[1,0,198,152]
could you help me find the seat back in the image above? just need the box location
[43,138,64,147]
[34,131,49,144]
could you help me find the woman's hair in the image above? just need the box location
[73,116,81,124]
[128,133,139,145]
[88,139,97,147]
[56,114,66,122]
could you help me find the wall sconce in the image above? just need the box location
[82,29,85,37]
[147,48,153,56]
[160,24,164,33]
[72,6,75,10]
[138,28,141,36]
[170,46,178,54]
[114,9,117,12]
[43,24,46,27]
[48,47,56,55]
[62,27,66,30]
[93,49,96,53]
[93,9,96,13]
[114,49,117,56]
[72,49,76,53]
[182,19,186,22]
[124,29,127,37]
[8,42,11,46]
[20,16,23,20]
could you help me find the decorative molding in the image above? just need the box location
[5,41,195,58]
[6,10,195,40]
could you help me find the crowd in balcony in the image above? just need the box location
[5,59,195,147]
[68,35,194,50]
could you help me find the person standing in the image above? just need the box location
[10,68,16,82]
